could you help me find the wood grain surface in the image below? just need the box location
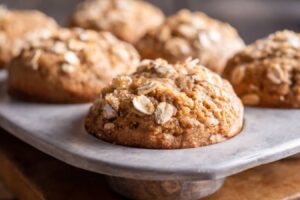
[206,160,300,200]
[1,130,300,200]
[0,181,15,200]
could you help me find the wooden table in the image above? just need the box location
[1,130,300,200]
[0,181,14,200]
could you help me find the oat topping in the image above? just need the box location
[137,81,158,95]
[102,104,117,119]
[61,64,76,74]
[266,64,285,84]
[104,123,115,130]
[133,95,155,115]
[8,28,140,103]
[230,67,245,85]
[0,8,58,67]
[64,51,80,65]
[224,30,300,107]
[137,9,244,74]
[112,75,133,89]
[30,50,42,70]
[68,39,85,51]
[85,58,244,149]
[52,42,67,54]
[288,36,300,48]
[18,28,140,74]
[105,93,120,110]
[155,102,175,125]
[154,63,176,75]
[70,0,165,43]
[26,28,53,42]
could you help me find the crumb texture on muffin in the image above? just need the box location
[70,0,165,44]
[224,30,300,107]
[8,28,140,103]
[137,9,245,74]
[85,58,244,149]
[0,6,58,67]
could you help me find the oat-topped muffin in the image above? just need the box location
[85,58,244,149]
[0,6,58,68]
[8,28,140,103]
[70,0,165,44]
[136,9,245,74]
[223,30,300,108]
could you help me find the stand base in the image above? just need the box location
[106,176,224,200]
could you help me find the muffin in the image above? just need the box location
[8,28,140,103]
[136,9,245,74]
[70,0,165,44]
[85,58,244,149]
[223,30,300,108]
[0,6,58,68]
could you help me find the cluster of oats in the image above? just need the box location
[8,28,140,103]
[137,9,244,74]
[85,58,244,149]
[224,30,300,107]
[70,0,164,43]
[0,8,57,67]
[24,28,140,76]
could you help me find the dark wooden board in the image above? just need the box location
[0,130,121,200]
[1,129,300,200]
[0,181,15,200]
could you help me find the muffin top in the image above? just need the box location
[136,9,245,74]
[85,58,244,149]
[70,0,165,44]
[0,6,58,67]
[8,28,140,103]
[224,30,300,107]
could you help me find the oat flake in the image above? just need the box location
[133,95,155,115]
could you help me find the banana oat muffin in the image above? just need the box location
[223,30,300,107]
[85,58,244,149]
[136,9,245,74]
[0,6,58,68]
[70,0,165,44]
[8,28,140,103]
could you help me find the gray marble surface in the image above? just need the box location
[0,72,300,181]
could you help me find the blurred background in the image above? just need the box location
[1,0,300,43]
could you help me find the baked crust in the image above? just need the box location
[8,28,140,103]
[85,58,244,149]
[136,9,245,74]
[70,0,165,44]
[0,6,58,68]
[223,30,300,108]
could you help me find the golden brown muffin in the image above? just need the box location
[0,6,58,68]
[136,9,245,74]
[223,30,300,108]
[85,58,244,149]
[8,28,140,103]
[70,0,165,44]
